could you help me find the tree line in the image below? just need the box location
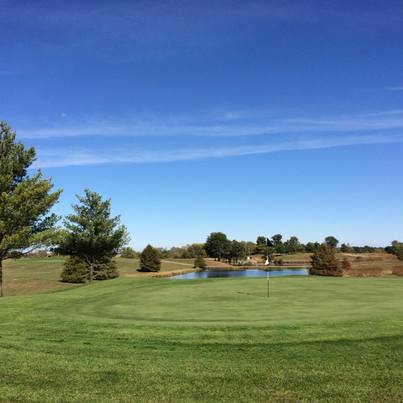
[1,122,401,295]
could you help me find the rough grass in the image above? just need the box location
[0,275,402,402]
[2,257,192,296]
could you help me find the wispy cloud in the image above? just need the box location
[18,109,403,139]
[386,86,403,91]
[32,133,403,169]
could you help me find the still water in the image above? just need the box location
[171,268,309,279]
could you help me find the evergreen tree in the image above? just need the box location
[61,256,87,283]
[310,245,342,276]
[0,122,61,296]
[194,255,207,269]
[139,245,161,272]
[93,257,119,280]
[58,189,128,283]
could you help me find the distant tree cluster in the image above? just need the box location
[204,232,250,264]
[385,241,403,261]
[120,247,138,259]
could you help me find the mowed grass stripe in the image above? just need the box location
[0,276,402,401]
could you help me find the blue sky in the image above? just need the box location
[1,0,403,248]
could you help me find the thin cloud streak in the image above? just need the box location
[32,134,403,169]
[18,109,403,139]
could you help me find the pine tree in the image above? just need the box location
[58,189,128,283]
[0,122,61,296]
[93,257,119,280]
[139,245,161,272]
[61,256,87,283]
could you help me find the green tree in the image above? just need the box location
[305,242,320,253]
[284,236,303,254]
[58,189,128,283]
[385,240,403,261]
[139,245,161,272]
[271,234,284,253]
[340,243,353,253]
[310,245,342,276]
[325,236,339,249]
[229,240,248,264]
[0,122,61,296]
[186,243,207,258]
[256,236,267,255]
[205,232,231,261]
[194,255,207,269]
[61,256,87,283]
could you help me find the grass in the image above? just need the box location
[0,272,402,401]
[2,257,194,296]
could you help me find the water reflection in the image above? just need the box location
[171,268,309,279]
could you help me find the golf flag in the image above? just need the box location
[266,238,274,247]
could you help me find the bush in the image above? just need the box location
[139,245,161,272]
[194,255,207,269]
[120,247,138,259]
[93,257,119,280]
[310,245,343,276]
[274,258,283,266]
[341,257,352,272]
[61,256,87,283]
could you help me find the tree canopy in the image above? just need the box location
[205,232,231,261]
[325,236,339,249]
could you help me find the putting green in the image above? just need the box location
[57,276,403,324]
[1,276,403,401]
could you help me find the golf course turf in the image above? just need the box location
[0,276,402,401]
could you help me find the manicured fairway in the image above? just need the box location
[0,276,402,402]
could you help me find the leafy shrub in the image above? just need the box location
[61,256,87,283]
[310,245,343,276]
[194,255,207,269]
[139,245,161,272]
[341,257,352,272]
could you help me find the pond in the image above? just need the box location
[171,267,309,279]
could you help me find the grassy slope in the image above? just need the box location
[3,257,194,296]
[0,276,402,402]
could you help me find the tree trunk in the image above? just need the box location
[0,258,3,297]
